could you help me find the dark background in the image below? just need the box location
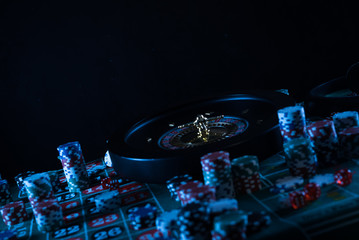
[1,1,359,181]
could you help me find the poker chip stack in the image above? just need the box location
[307,120,340,168]
[94,190,122,213]
[201,151,235,199]
[231,155,261,195]
[14,171,35,197]
[338,127,359,160]
[156,209,180,235]
[0,180,12,207]
[0,200,28,227]
[212,210,248,240]
[23,173,54,207]
[32,199,63,233]
[332,111,359,133]
[277,106,308,142]
[47,171,61,193]
[246,211,271,235]
[166,174,193,201]
[283,137,317,178]
[0,230,17,240]
[207,198,238,222]
[57,141,89,192]
[177,202,211,240]
[176,181,216,206]
[128,203,157,230]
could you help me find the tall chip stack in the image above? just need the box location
[332,111,359,133]
[23,173,54,208]
[57,141,89,192]
[200,151,235,199]
[283,137,317,178]
[177,202,211,240]
[231,155,261,195]
[0,180,12,207]
[307,120,340,168]
[277,105,308,142]
[338,126,359,160]
[166,174,193,201]
[32,199,63,232]
[0,201,28,227]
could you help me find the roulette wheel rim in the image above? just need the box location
[108,90,295,183]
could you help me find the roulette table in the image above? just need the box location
[2,88,359,240]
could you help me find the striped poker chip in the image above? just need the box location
[0,180,12,207]
[128,203,157,230]
[332,111,359,134]
[277,105,307,142]
[23,173,54,207]
[177,202,211,240]
[0,229,17,240]
[32,199,63,233]
[94,190,122,213]
[338,126,359,160]
[309,173,334,187]
[156,209,180,235]
[213,210,247,239]
[0,200,28,227]
[271,176,304,193]
[246,210,271,235]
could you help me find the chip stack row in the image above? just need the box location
[0,200,28,227]
[307,120,340,168]
[23,173,54,207]
[212,210,248,240]
[177,202,211,240]
[283,137,317,178]
[231,155,261,195]
[176,181,216,206]
[338,126,359,160]
[332,111,359,133]
[32,199,63,233]
[128,203,157,230]
[277,106,308,142]
[0,180,12,207]
[57,141,89,192]
[94,190,122,213]
[166,174,193,201]
[201,151,235,199]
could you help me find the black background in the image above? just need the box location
[1,1,359,180]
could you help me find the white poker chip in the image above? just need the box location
[104,150,113,167]
[309,173,334,187]
[273,176,304,192]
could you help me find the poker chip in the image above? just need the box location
[156,209,180,235]
[201,151,235,199]
[212,210,247,240]
[166,174,193,201]
[277,105,307,142]
[231,155,261,195]
[177,202,211,240]
[23,173,54,207]
[47,171,61,193]
[246,210,271,235]
[104,150,113,167]
[0,180,12,207]
[94,190,122,213]
[176,181,215,206]
[332,111,359,134]
[271,176,304,193]
[307,120,340,168]
[338,126,359,160]
[128,203,157,230]
[207,198,238,220]
[0,200,28,227]
[32,199,63,233]
[309,173,335,187]
[57,141,89,192]
[283,137,317,178]
[0,229,17,240]
[14,171,35,197]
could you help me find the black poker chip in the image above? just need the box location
[246,210,271,235]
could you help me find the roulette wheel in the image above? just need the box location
[107,90,295,183]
